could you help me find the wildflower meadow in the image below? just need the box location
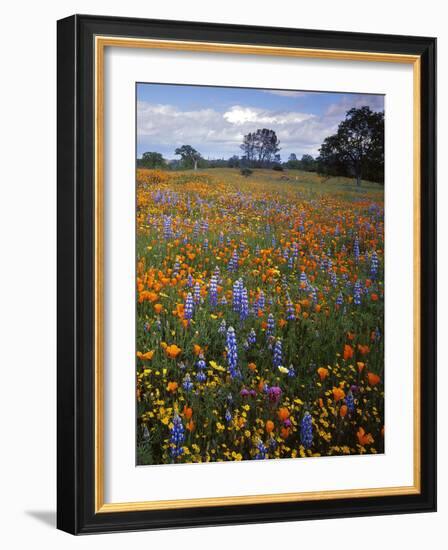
[136,168,384,465]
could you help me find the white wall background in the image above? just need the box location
[0,0,443,547]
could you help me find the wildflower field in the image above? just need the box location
[136,168,384,465]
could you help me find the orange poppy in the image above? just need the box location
[138,290,158,303]
[358,344,370,355]
[356,427,374,446]
[137,350,154,361]
[280,427,290,439]
[248,362,257,372]
[165,344,182,359]
[193,344,203,356]
[340,404,348,418]
[183,405,193,420]
[186,420,195,432]
[343,344,354,361]
[367,372,381,386]
[317,367,329,381]
[332,387,345,402]
[166,381,178,393]
[153,303,163,314]
[265,420,275,433]
[277,407,290,421]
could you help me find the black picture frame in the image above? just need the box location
[57,14,436,535]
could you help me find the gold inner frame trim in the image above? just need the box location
[94,35,422,513]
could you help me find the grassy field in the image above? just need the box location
[136,167,384,465]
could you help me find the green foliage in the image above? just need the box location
[240,167,253,177]
[318,106,384,185]
[139,151,166,169]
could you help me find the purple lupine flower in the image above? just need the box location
[182,373,193,392]
[228,249,239,272]
[209,275,218,308]
[196,355,207,383]
[286,298,295,320]
[300,271,308,288]
[248,328,256,346]
[173,259,180,276]
[266,313,275,339]
[292,242,299,260]
[193,221,199,239]
[273,339,283,368]
[184,293,194,321]
[330,270,337,287]
[354,236,360,262]
[226,326,241,379]
[232,279,242,312]
[240,286,249,320]
[163,216,173,240]
[345,390,355,414]
[194,282,201,305]
[254,440,267,460]
[370,251,379,277]
[218,319,227,335]
[170,413,185,459]
[353,281,362,305]
[300,412,313,449]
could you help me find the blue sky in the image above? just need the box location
[137,83,384,160]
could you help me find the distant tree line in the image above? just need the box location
[137,106,384,185]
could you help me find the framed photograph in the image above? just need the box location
[57,14,436,534]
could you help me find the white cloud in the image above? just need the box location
[137,95,383,159]
[223,105,314,126]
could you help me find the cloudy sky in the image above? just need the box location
[136,83,384,161]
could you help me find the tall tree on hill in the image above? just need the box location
[175,145,202,170]
[240,128,281,167]
[256,128,281,164]
[318,106,384,186]
[240,132,258,163]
